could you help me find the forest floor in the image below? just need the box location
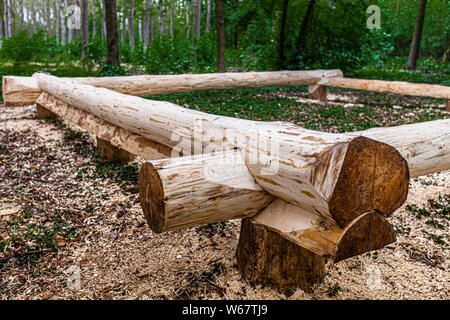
[0,88,448,300]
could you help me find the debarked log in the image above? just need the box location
[35,92,172,161]
[236,199,396,292]
[139,150,275,233]
[318,77,450,100]
[2,70,343,106]
[350,119,450,178]
[34,73,409,228]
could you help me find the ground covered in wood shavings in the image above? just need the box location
[0,102,448,300]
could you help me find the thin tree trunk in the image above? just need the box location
[92,0,97,36]
[4,0,10,38]
[185,3,190,40]
[206,0,211,32]
[66,0,74,43]
[215,0,225,73]
[55,0,60,42]
[19,0,25,30]
[193,0,201,39]
[129,0,134,48]
[0,0,4,40]
[170,0,174,38]
[60,0,66,44]
[101,0,106,38]
[104,0,120,65]
[46,0,51,37]
[294,0,316,64]
[277,0,289,69]
[144,0,151,46]
[81,0,89,60]
[122,0,127,43]
[158,0,165,35]
[407,0,427,70]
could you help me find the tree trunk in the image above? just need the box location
[19,0,25,31]
[293,0,316,65]
[193,0,201,39]
[185,3,190,39]
[4,0,10,38]
[55,0,61,43]
[277,0,289,70]
[169,0,174,38]
[0,0,4,40]
[139,150,274,233]
[92,0,97,36]
[104,0,120,65]
[121,0,126,43]
[33,73,409,229]
[66,0,74,43]
[158,0,165,35]
[407,0,427,70]
[60,0,66,44]
[144,0,151,46]
[215,0,225,72]
[81,0,89,60]
[128,0,134,48]
[206,0,211,32]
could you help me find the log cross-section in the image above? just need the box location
[34,73,409,228]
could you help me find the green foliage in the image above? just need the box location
[143,35,193,74]
[0,30,51,64]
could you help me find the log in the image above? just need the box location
[308,84,327,101]
[97,138,135,164]
[2,76,43,107]
[35,92,172,161]
[318,77,450,99]
[236,199,396,292]
[34,73,409,228]
[36,104,56,119]
[3,70,343,106]
[349,119,450,178]
[139,150,275,233]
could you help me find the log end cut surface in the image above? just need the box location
[329,136,409,227]
[334,210,396,262]
[139,162,166,233]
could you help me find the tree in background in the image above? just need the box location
[408,0,428,70]
[104,0,120,65]
[215,0,225,72]
[81,0,89,60]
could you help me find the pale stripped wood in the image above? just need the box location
[3,70,343,106]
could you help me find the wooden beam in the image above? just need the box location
[34,74,409,228]
[236,199,396,292]
[139,150,274,233]
[35,92,172,161]
[3,70,343,106]
[319,77,450,100]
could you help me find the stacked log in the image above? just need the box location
[2,70,343,106]
[34,73,409,229]
[30,73,450,292]
[35,92,172,161]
